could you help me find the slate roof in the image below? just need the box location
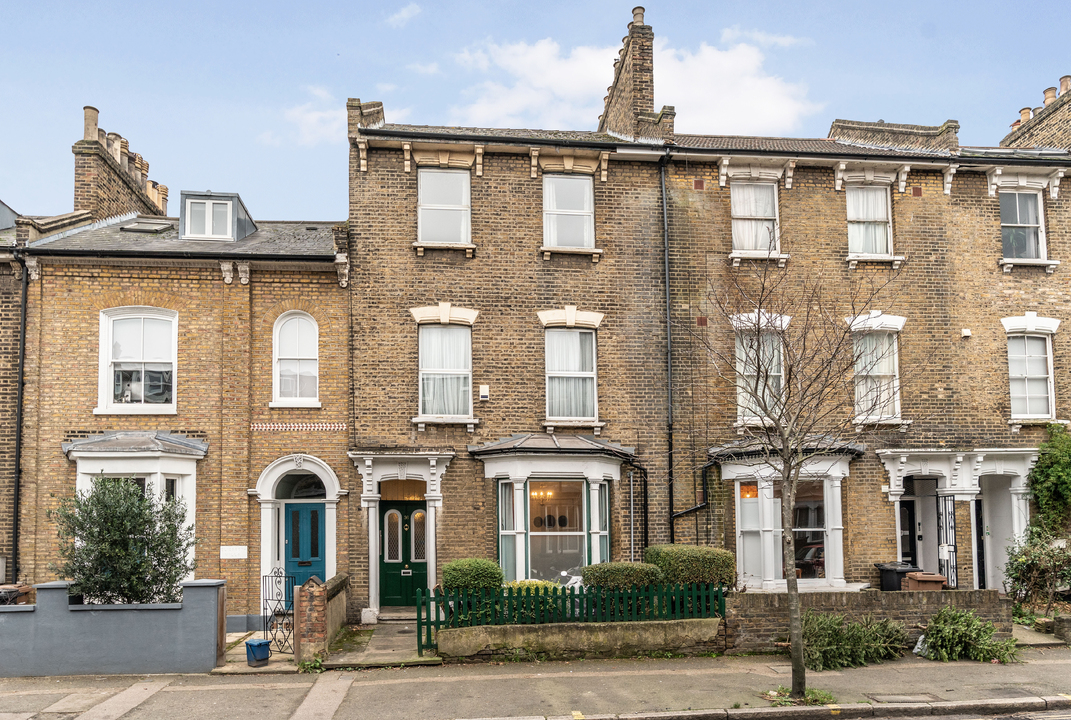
[370,123,619,144]
[62,431,208,457]
[708,435,866,462]
[27,215,340,258]
[469,433,635,458]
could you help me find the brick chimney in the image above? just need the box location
[597,7,675,142]
[73,107,167,219]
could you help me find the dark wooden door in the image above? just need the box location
[380,501,428,606]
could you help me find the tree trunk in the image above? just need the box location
[783,467,806,698]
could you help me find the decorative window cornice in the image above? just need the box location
[1001,311,1060,335]
[411,145,476,170]
[844,310,906,333]
[730,311,791,332]
[834,163,911,192]
[986,167,1064,199]
[409,302,479,326]
[537,305,604,329]
[718,158,785,187]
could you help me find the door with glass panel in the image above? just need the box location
[380,501,428,606]
[284,503,326,590]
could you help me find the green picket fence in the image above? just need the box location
[416,583,726,656]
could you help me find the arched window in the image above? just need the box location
[272,312,319,407]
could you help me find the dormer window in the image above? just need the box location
[187,199,231,239]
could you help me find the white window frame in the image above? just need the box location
[852,331,901,423]
[844,312,907,424]
[270,311,320,408]
[735,331,783,423]
[417,324,473,420]
[526,478,589,580]
[846,184,894,258]
[545,328,598,423]
[730,181,780,255]
[183,198,232,240]
[1000,190,1047,262]
[96,306,178,415]
[543,175,595,249]
[1002,312,1060,421]
[417,168,471,245]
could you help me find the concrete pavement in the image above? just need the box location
[1,646,1070,720]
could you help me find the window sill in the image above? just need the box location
[846,254,905,270]
[853,418,912,432]
[413,241,476,258]
[412,415,480,432]
[269,400,322,409]
[540,246,603,263]
[1008,418,1067,433]
[94,405,177,415]
[543,419,606,436]
[999,258,1060,274]
[729,251,790,268]
[734,418,774,434]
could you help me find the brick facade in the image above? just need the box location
[1001,77,1071,149]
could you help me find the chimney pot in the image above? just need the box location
[1011,120,1021,129]
[1061,76,1071,95]
[632,6,645,24]
[98,129,106,145]
[106,132,122,163]
[1044,87,1058,106]
[158,185,168,215]
[1020,107,1032,123]
[83,106,99,142]
[119,138,130,173]
[1034,106,1043,116]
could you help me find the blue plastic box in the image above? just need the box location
[246,639,271,667]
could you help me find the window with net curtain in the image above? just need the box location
[1008,334,1052,418]
[274,312,318,402]
[546,328,596,420]
[419,324,471,416]
[847,186,891,255]
[735,331,781,419]
[1001,191,1043,259]
[854,331,899,420]
[418,169,471,244]
[730,183,778,251]
[544,175,594,248]
[110,314,174,406]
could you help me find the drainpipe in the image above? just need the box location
[660,151,676,543]
[10,251,28,582]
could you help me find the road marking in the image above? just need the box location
[42,691,118,713]
[0,713,35,720]
[827,704,841,715]
[572,712,585,719]
[290,672,353,720]
[74,679,170,720]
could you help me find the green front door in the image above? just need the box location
[380,501,428,606]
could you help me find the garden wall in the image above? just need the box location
[436,617,722,660]
[294,573,349,662]
[724,589,1011,653]
[0,579,226,677]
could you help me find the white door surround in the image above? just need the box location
[250,454,346,610]
[348,450,455,624]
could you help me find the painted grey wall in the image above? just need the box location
[227,613,265,632]
[0,579,225,677]
[0,200,16,230]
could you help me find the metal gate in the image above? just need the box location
[936,495,958,588]
[262,568,295,654]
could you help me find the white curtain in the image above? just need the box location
[420,325,471,415]
[547,330,595,418]
[854,332,896,418]
[730,184,777,251]
[847,186,890,254]
[736,332,781,416]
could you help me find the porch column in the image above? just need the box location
[758,476,778,590]
[425,503,437,590]
[1011,486,1031,540]
[365,497,380,614]
[512,478,527,580]
[588,477,602,564]
[892,498,903,562]
[258,499,276,615]
[825,473,845,586]
[325,499,338,580]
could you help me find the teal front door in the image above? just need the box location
[285,503,326,588]
[380,501,428,606]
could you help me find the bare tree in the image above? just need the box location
[693,257,907,697]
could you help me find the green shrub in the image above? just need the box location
[48,476,195,604]
[802,610,907,671]
[441,558,504,590]
[1004,525,1071,617]
[644,544,736,588]
[922,606,1018,663]
[505,579,560,592]
[580,561,664,589]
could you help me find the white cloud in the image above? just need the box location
[283,88,346,146]
[655,38,822,135]
[720,26,811,48]
[407,61,440,75]
[390,107,413,123]
[376,82,398,93]
[386,3,421,28]
[447,35,821,135]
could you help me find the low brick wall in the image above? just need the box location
[294,573,349,663]
[436,617,722,661]
[1055,615,1071,643]
[725,589,1011,653]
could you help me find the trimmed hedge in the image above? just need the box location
[505,579,561,592]
[644,544,736,588]
[441,558,504,590]
[580,561,664,589]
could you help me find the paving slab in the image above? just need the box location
[1015,624,1068,648]
[323,622,441,668]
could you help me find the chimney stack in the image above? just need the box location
[1044,87,1058,107]
[1020,107,1032,123]
[83,106,99,142]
